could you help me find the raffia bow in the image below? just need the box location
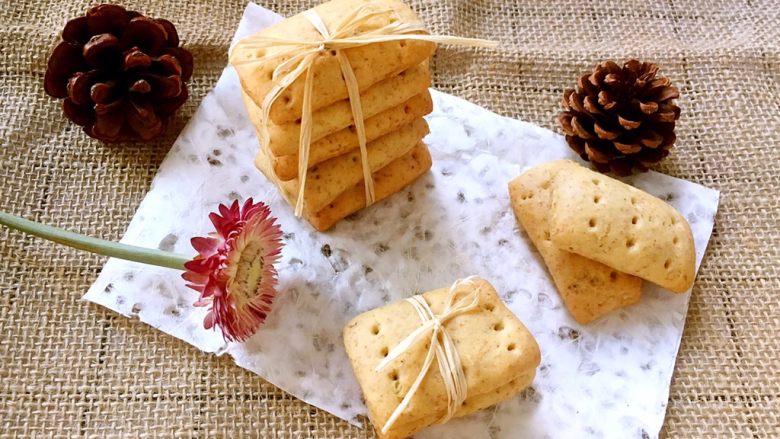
[230,3,497,217]
[374,276,483,434]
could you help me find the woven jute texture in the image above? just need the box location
[1,0,778,437]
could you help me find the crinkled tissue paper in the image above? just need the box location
[84,3,720,438]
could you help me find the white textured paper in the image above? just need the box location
[84,4,720,438]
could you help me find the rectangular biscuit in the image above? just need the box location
[549,161,696,293]
[272,91,433,180]
[306,141,432,231]
[261,117,429,215]
[343,277,540,439]
[231,0,436,124]
[243,63,431,157]
[379,370,536,439]
[508,161,642,324]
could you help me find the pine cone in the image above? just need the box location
[44,4,193,143]
[558,60,680,175]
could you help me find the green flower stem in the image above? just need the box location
[0,211,190,270]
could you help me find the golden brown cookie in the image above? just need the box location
[251,63,432,157]
[264,117,428,215]
[231,0,436,124]
[549,161,695,293]
[306,141,432,231]
[508,160,642,323]
[343,277,540,439]
[271,91,433,180]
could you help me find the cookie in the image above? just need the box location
[231,0,436,124]
[549,161,696,293]
[508,161,642,323]
[244,63,431,157]
[264,117,429,215]
[343,277,540,439]
[379,371,535,439]
[271,91,433,180]
[307,141,432,231]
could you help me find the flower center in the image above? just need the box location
[230,240,266,307]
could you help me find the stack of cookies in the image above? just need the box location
[231,0,436,231]
[509,160,696,324]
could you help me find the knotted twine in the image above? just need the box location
[374,276,483,434]
[230,3,497,216]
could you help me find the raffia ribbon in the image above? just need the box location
[230,3,497,217]
[374,276,483,434]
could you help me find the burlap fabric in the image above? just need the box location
[1,0,778,437]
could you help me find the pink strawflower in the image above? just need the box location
[182,199,283,342]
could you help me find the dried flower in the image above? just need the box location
[182,199,283,342]
[0,198,283,343]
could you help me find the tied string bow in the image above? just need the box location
[374,276,483,434]
[230,3,497,216]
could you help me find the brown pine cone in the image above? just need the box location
[558,60,680,176]
[44,4,193,143]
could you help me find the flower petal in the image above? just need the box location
[185,285,205,296]
[184,258,211,273]
[191,236,220,256]
[182,270,209,284]
[209,211,232,237]
[203,311,215,329]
